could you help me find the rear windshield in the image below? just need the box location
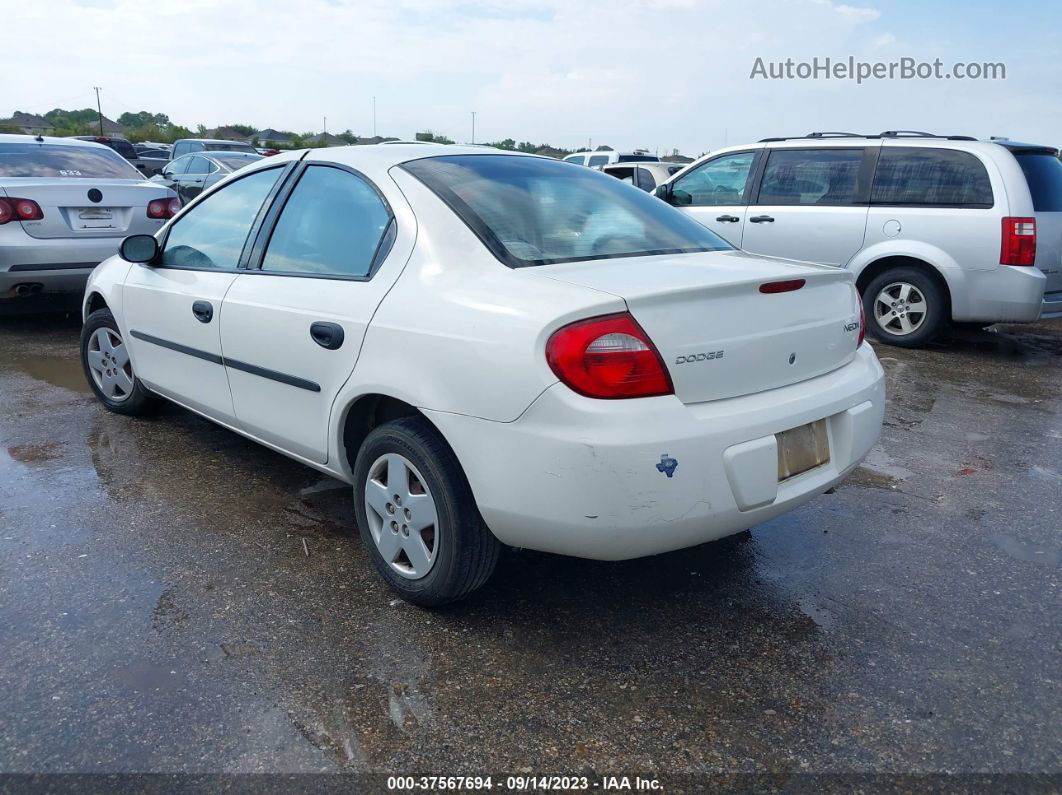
[203,142,257,153]
[617,154,659,163]
[0,143,142,179]
[1015,153,1062,212]
[213,153,263,170]
[402,154,731,267]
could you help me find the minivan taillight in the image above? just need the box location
[1001,217,1036,266]
[0,197,44,225]
[546,312,674,399]
[147,198,181,219]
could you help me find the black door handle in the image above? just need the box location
[716,214,740,223]
[192,300,213,323]
[749,215,775,223]
[310,322,345,350]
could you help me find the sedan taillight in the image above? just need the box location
[546,312,674,399]
[147,198,181,219]
[0,197,44,225]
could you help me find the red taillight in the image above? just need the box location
[759,278,805,294]
[857,288,866,347]
[147,197,181,219]
[546,312,674,399]
[1001,217,1036,266]
[0,197,43,224]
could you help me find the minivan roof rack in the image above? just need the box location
[758,130,978,143]
[878,130,977,141]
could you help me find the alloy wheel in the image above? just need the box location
[873,281,927,336]
[364,453,439,579]
[86,327,134,402]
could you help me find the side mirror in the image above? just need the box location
[120,234,160,264]
[654,184,672,202]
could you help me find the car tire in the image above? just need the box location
[80,308,159,416]
[353,416,500,607]
[862,267,946,348]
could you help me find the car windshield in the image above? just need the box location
[0,143,142,178]
[402,154,731,267]
[203,142,256,153]
[213,153,263,170]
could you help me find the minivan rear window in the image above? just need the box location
[871,147,993,208]
[0,143,142,178]
[1014,153,1062,212]
[403,154,731,267]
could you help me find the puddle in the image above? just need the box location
[990,533,1061,567]
[846,466,902,490]
[16,355,91,394]
[6,441,63,465]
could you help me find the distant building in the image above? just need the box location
[303,132,346,147]
[0,111,54,135]
[255,128,294,147]
[98,116,125,135]
[206,126,252,142]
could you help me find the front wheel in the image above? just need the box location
[353,417,500,606]
[862,267,947,348]
[80,308,158,415]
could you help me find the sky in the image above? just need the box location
[2,0,1060,155]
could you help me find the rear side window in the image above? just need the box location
[1015,153,1062,212]
[261,165,392,278]
[161,167,283,270]
[0,143,141,178]
[107,139,137,159]
[872,147,993,208]
[403,154,730,268]
[757,149,864,206]
[588,155,609,167]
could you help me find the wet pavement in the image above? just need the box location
[0,305,1059,780]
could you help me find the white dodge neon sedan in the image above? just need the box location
[80,145,885,605]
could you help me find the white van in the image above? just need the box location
[656,131,1062,346]
[563,150,660,167]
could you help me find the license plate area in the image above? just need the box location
[776,419,830,481]
[77,208,113,220]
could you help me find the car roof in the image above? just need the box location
[0,133,113,149]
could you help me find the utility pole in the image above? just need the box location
[93,86,103,136]
[372,96,377,138]
[323,115,327,133]
[471,111,476,144]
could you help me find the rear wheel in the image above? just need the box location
[353,417,500,606]
[863,267,946,348]
[80,308,158,415]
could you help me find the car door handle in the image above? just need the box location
[310,322,345,350]
[192,300,213,323]
[749,215,775,223]
[715,215,741,223]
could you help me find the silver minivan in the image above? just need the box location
[656,131,1062,346]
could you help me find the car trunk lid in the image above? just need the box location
[542,251,862,404]
[0,178,173,239]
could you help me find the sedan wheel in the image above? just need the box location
[85,327,134,402]
[873,281,927,337]
[364,452,439,579]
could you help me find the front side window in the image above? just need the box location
[161,167,283,270]
[756,148,864,206]
[0,143,141,178]
[871,147,993,207]
[165,156,192,176]
[261,166,392,278]
[185,156,212,176]
[564,155,586,166]
[671,152,755,207]
[403,154,731,268]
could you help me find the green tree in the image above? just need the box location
[118,111,171,128]
[416,130,455,144]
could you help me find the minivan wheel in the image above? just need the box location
[353,416,500,607]
[80,308,158,415]
[863,268,946,347]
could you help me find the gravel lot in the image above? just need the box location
[0,304,1059,784]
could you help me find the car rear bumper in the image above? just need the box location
[950,265,1046,323]
[426,344,885,561]
[1040,290,1062,319]
[0,236,122,295]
